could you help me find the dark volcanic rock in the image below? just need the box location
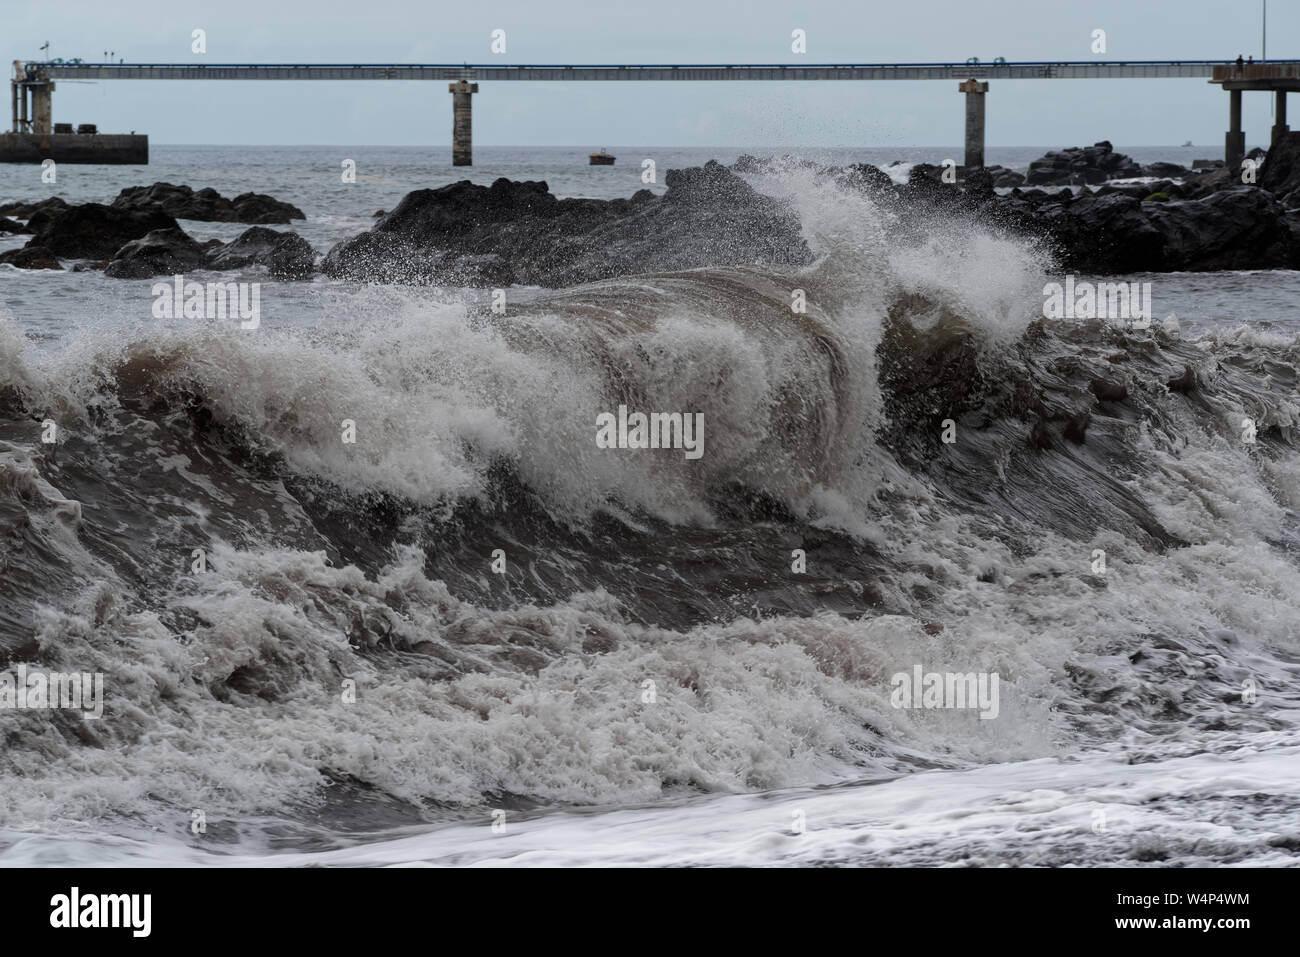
[111,183,305,224]
[834,163,896,194]
[1026,141,1143,186]
[322,161,811,286]
[0,217,30,234]
[0,197,69,219]
[228,191,306,224]
[208,226,315,278]
[266,235,315,279]
[1260,131,1300,198]
[1146,187,1294,270]
[313,151,1300,288]
[1031,193,1165,270]
[964,167,996,200]
[1181,164,1241,199]
[1029,186,1294,271]
[986,165,1026,188]
[903,163,961,204]
[24,203,178,259]
[732,154,769,174]
[0,246,61,270]
[103,227,210,279]
[1140,161,1190,179]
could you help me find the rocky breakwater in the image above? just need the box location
[320,160,813,286]
[110,183,305,224]
[798,138,1300,274]
[0,187,314,278]
[987,135,1300,272]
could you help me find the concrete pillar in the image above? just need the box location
[959,79,989,170]
[30,81,52,136]
[448,80,478,166]
[19,83,27,132]
[1273,90,1289,146]
[9,82,17,133]
[1226,88,1245,168]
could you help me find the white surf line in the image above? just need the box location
[3,733,1296,867]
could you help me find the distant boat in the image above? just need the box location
[1182,140,1193,147]
[589,150,616,166]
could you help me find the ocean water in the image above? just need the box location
[0,145,1298,867]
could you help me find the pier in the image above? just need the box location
[1210,62,1300,168]
[10,58,1300,167]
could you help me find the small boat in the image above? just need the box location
[589,150,615,166]
[1182,140,1193,147]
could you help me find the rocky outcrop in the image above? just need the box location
[0,197,68,219]
[110,183,305,223]
[986,165,1026,187]
[0,246,62,270]
[207,226,315,278]
[322,161,811,286]
[996,185,1294,271]
[93,225,316,279]
[22,203,178,259]
[9,136,1300,285]
[1140,161,1190,179]
[1026,141,1143,185]
[102,228,211,279]
[1260,131,1300,201]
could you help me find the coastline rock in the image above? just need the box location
[103,227,210,279]
[322,161,810,286]
[1140,161,1190,179]
[1260,131,1300,198]
[0,197,69,219]
[987,165,1026,188]
[1026,186,1293,271]
[0,246,61,270]
[111,183,305,224]
[208,226,314,278]
[1181,164,1241,198]
[834,163,897,194]
[732,154,768,174]
[1025,141,1142,185]
[23,203,178,259]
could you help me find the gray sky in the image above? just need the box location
[9,0,1294,148]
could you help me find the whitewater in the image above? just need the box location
[1,146,1298,866]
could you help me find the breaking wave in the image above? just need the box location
[1,170,1298,850]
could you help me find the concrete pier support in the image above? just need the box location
[30,81,52,136]
[449,80,477,166]
[1273,90,1290,146]
[1226,88,1245,168]
[959,79,988,169]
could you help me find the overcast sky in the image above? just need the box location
[8,0,1294,148]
